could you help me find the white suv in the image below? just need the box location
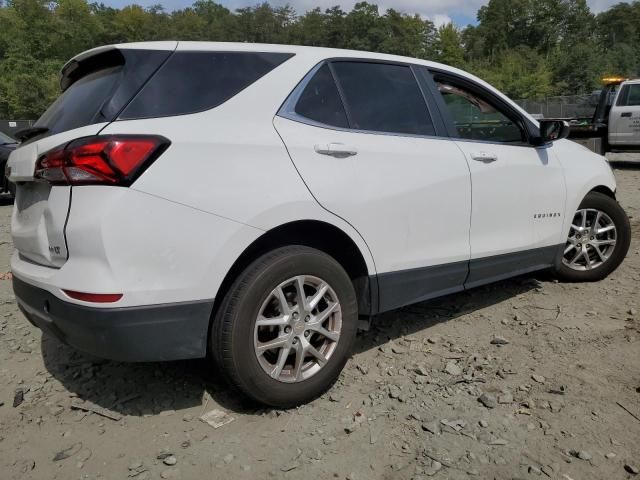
[8,42,630,407]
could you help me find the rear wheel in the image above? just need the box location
[211,246,358,408]
[553,192,630,282]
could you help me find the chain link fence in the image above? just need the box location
[515,94,598,119]
[0,119,34,138]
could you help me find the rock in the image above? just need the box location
[421,421,440,434]
[160,470,174,479]
[389,386,401,399]
[444,361,462,376]
[48,405,64,416]
[490,336,510,345]
[489,439,508,446]
[498,392,513,404]
[0,400,4,407]
[625,464,639,475]
[528,465,542,475]
[569,449,592,461]
[605,453,616,459]
[76,449,92,462]
[200,409,235,429]
[280,462,300,472]
[53,443,83,462]
[531,374,546,384]
[478,420,489,428]
[222,454,234,464]
[163,456,177,466]
[414,365,430,376]
[424,461,442,476]
[578,451,592,461]
[478,393,497,409]
[13,388,24,408]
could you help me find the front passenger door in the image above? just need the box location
[429,72,566,287]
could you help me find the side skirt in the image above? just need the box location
[371,244,563,315]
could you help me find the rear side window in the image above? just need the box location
[294,64,349,128]
[121,52,294,119]
[331,62,435,136]
[617,84,640,107]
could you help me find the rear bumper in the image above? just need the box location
[13,275,213,362]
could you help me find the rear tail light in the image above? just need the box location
[35,135,170,186]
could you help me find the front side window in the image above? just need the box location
[331,62,435,136]
[617,84,640,107]
[435,79,526,144]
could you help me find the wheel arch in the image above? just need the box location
[589,185,616,199]
[210,220,378,328]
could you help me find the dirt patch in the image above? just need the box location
[0,168,639,480]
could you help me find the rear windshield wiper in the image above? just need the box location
[15,126,49,142]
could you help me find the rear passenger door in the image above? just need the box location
[274,60,471,312]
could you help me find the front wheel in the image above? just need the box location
[553,191,631,282]
[211,246,358,408]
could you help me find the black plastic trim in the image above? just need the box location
[13,275,213,362]
[371,244,563,315]
[466,245,561,289]
[377,260,468,313]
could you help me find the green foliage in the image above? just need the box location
[0,0,639,118]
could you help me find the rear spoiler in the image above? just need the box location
[60,42,178,91]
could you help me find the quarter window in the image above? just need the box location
[435,79,525,144]
[121,52,294,119]
[331,62,435,136]
[294,64,349,129]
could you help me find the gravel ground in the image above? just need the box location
[0,165,639,480]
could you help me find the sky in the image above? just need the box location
[102,0,631,26]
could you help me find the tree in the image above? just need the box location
[434,23,465,68]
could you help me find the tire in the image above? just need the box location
[211,246,358,408]
[553,191,631,282]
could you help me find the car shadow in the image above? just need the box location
[609,160,640,170]
[40,274,540,417]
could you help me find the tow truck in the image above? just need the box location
[561,77,640,154]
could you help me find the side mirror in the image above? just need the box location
[532,120,571,146]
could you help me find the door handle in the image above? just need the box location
[621,112,632,118]
[314,143,358,158]
[471,152,498,163]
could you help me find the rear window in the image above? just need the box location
[34,49,172,137]
[120,52,294,119]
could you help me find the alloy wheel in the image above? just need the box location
[562,208,617,271]
[253,275,342,383]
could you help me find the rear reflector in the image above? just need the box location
[35,135,170,186]
[63,290,123,303]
